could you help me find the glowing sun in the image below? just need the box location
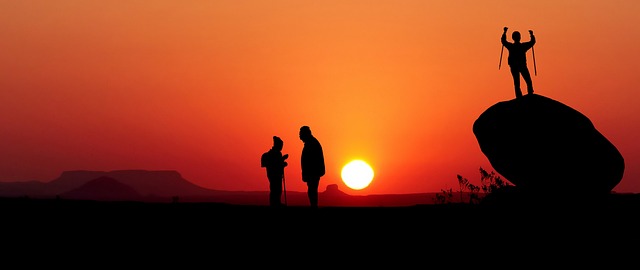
[341,160,374,190]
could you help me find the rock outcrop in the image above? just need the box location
[473,94,624,199]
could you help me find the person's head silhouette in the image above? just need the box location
[273,136,283,151]
[512,31,521,43]
[299,126,312,142]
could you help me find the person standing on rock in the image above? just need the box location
[299,126,325,209]
[501,27,536,98]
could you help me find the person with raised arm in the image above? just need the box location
[501,27,536,98]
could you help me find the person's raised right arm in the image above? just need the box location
[501,27,509,46]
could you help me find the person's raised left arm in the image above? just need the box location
[528,30,536,46]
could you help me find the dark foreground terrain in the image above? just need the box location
[2,194,639,265]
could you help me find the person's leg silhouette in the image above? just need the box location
[522,67,534,95]
[510,68,523,98]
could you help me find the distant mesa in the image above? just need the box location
[60,176,142,201]
[323,184,348,196]
[49,169,216,197]
[473,94,624,200]
[0,169,219,200]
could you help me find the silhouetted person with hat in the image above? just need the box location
[501,27,536,98]
[261,136,288,207]
[299,126,325,209]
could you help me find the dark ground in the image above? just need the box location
[2,195,638,265]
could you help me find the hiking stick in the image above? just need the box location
[499,45,504,70]
[500,27,507,70]
[532,45,537,76]
[529,29,537,76]
[282,173,287,206]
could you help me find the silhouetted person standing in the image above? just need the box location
[261,136,288,207]
[299,126,325,209]
[501,27,536,98]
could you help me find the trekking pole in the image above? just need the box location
[499,45,504,70]
[531,45,537,76]
[499,27,507,70]
[530,30,537,76]
[282,173,287,206]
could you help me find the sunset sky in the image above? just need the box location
[1,1,638,195]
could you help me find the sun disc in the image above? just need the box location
[341,160,374,190]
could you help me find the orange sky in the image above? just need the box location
[1,1,638,195]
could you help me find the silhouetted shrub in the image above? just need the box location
[433,188,453,204]
[434,167,513,204]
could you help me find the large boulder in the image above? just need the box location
[473,94,624,198]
